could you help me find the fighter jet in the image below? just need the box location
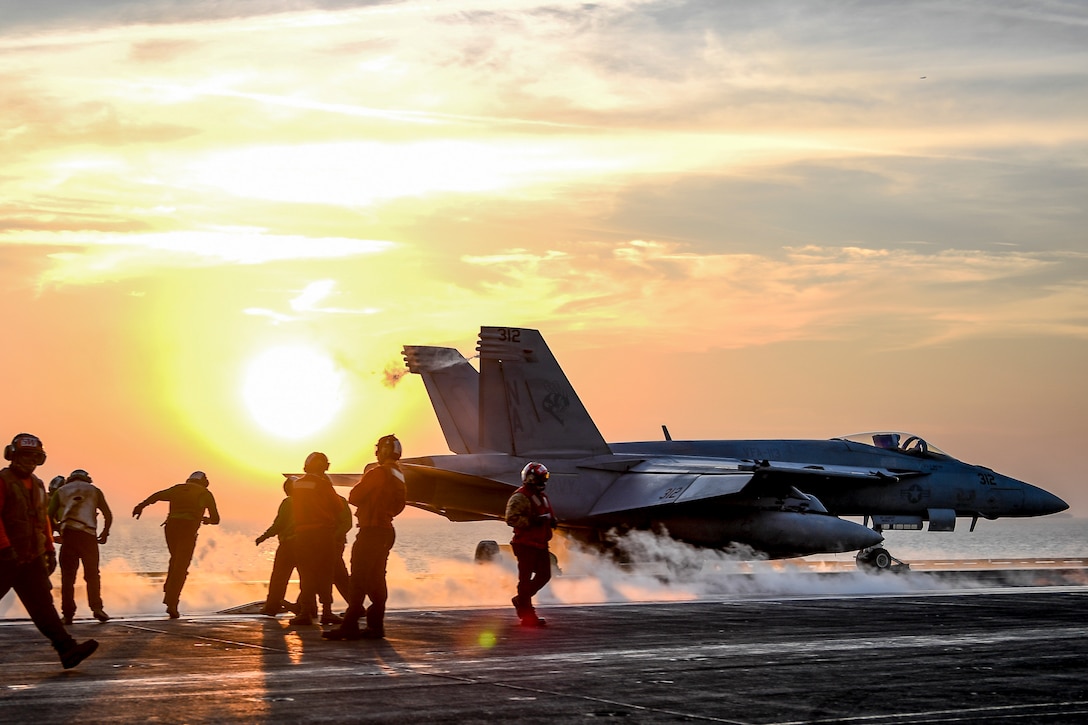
[392,326,1068,570]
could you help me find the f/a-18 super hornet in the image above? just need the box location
[390,326,1067,570]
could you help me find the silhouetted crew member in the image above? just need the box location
[323,434,406,641]
[0,433,98,668]
[132,471,220,618]
[256,477,298,617]
[506,461,556,627]
[259,479,348,623]
[48,468,113,623]
[332,493,353,613]
[289,452,341,626]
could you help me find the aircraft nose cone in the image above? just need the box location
[1027,486,1069,516]
[855,524,885,551]
[819,516,883,553]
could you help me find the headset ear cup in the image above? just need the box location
[4,436,47,464]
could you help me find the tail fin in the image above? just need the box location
[477,326,610,457]
[402,345,480,454]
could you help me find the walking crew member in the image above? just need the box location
[289,452,341,626]
[0,433,98,668]
[132,471,220,618]
[506,462,556,627]
[48,468,113,623]
[324,434,406,641]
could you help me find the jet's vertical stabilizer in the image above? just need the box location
[403,345,480,454]
[477,326,611,457]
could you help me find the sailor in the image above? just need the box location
[255,477,299,617]
[0,433,98,668]
[323,434,406,641]
[48,468,113,623]
[132,471,220,618]
[288,452,341,626]
[506,461,557,627]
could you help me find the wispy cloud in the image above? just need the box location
[9,230,395,286]
[462,240,1088,350]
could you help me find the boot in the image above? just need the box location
[290,602,317,625]
[322,625,362,641]
[92,609,110,622]
[320,604,343,625]
[519,603,546,628]
[59,639,99,669]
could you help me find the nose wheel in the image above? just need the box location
[856,547,909,573]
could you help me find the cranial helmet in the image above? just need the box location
[187,470,210,486]
[49,475,67,492]
[4,433,46,465]
[304,452,330,473]
[521,461,549,487]
[376,435,402,463]
[67,469,92,484]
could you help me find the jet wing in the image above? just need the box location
[400,463,513,522]
[581,456,921,517]
[303,467,514,522]
[580,457,755,516]
[282,473,362,487]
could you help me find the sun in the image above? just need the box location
[242,345,345,439]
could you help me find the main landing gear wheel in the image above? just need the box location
[474,540,500,563]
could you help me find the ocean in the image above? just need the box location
[3,515,1084,620]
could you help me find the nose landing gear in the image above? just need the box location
[856,546,910,573]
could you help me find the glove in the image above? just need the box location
[533,513,553,527]
[45,550,57,574]
[132,505,143,519]
[255,534,268,546]
[0,546,15,563]
[98,530,110,545]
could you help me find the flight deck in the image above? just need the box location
[2,566,1086,724]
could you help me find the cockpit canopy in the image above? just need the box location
[835,431,951,458]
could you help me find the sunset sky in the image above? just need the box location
[2,0,1085,528]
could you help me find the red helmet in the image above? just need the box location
[521,462,549,487]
